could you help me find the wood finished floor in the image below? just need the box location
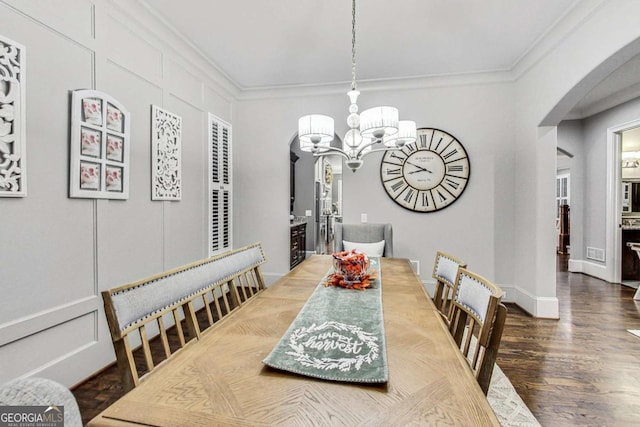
[72,256,640,426]
[498,255,640,427]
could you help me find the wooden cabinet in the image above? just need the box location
[622,229,640,280]
[290,222,306,269]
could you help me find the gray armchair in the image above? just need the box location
[0,377,82,427]
[334,223,393,257]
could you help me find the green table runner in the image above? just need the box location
[263,258,388,383]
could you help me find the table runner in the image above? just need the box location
[263,258,388,383]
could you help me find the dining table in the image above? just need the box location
[88,255,500,426]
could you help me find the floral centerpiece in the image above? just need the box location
[325,250,376,290]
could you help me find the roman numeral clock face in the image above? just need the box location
[380,128,470,212]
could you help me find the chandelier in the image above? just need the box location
[622,151,640,168]
[297,0,416,172]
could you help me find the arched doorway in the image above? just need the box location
[540,38,640,294]
[288,134,344,268]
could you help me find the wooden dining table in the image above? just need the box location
[89,255,500,426]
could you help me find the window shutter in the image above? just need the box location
[208,113,232,256]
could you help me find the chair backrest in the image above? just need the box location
[449,268,506,395]
[102,242,267,390]
[0,377,82,427]
[432,251,466,325]
[334,223,393,257]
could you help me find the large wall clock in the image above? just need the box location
[380,127,470,212]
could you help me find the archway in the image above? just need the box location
[539,37,640,291]
[288,134,344,267]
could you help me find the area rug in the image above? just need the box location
[263,258,387,383]
[488,364,541,427]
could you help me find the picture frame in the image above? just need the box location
[151,105,182,200]
[70,89,130,199]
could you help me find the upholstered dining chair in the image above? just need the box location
[431,251,467,326]
[334,223,393,257]
[0,377,82,427]
[449,268,507,395]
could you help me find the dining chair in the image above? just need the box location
[334,223,393,257]
[431,251,466,326]
[449,267,506,395]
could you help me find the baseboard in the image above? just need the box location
[568,259,609,282]
[508,286,559,319]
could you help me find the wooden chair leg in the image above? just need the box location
[477,304,507,395]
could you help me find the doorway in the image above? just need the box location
[606,119,640,285]
[617,125,640,288]
[289,135,343,268]
[315,155,342,254]
[556,148,572,255]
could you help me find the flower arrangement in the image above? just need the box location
[325,250,376,290]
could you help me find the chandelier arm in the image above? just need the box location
[360,147,402,158]
[354,137,384,158]
[312,146,350,160]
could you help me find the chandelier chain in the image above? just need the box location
[351,0,357,91]
[297,0,416,172]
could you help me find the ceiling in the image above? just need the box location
[143,0,578,89]
[142,0,640,119]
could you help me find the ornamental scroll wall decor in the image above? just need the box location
[0,35,26,197]
[69,89,130,199]
[151,105,182,200]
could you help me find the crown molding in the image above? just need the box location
[231,0,606,101]
[111,0,240,101]
[511,0,607,80]
[114,0,607,104]
[236,69,515,101]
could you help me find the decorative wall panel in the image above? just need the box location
[0,35,26,197]
[151,105,182,200]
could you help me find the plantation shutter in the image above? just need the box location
[208,113,232,256]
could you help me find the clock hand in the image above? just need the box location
[405,161,427,172]
[406,161,433,174]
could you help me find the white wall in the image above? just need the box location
[558,120,584,260]
[0,0,234,387]
[235,82,517,295]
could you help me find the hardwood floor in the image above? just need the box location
[498,254,640,426]
[72,256,640,426]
